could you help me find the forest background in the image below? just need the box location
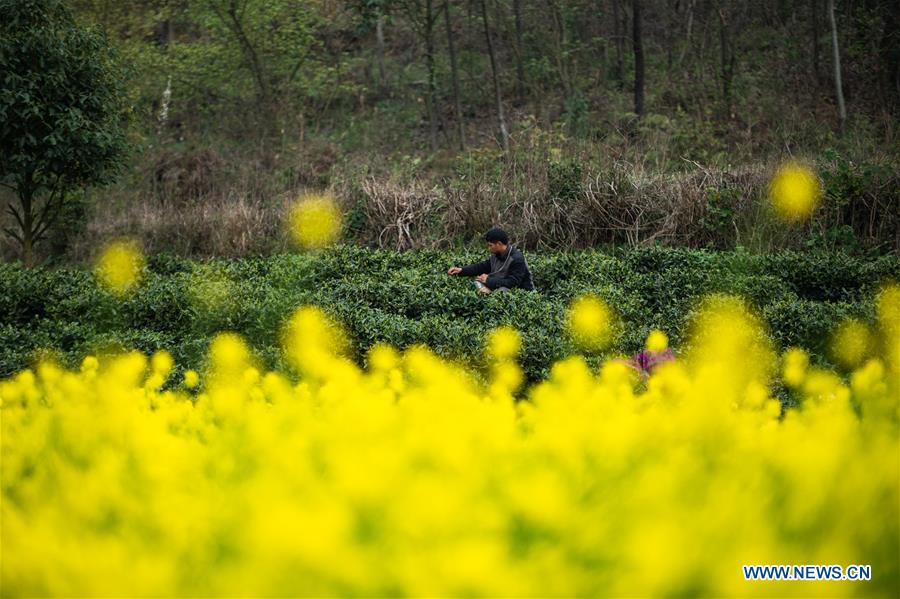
[1,0,898,265]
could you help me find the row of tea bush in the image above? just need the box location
[1,246,897,385]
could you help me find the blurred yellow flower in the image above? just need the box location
[95,240,144,295]
[208,332,252,374]
[183,369,200,389]
[1,289,897,597]
[685,294,775,405]
[288,193,343,250]
[367,343,399,372]
[645,329,668,352]
[486,326,522,361]
[567,294,616,351]
[151,351,174,377]
[80,356,99,372]
[875,283,900,383]
[768,161,822,222]
[281,305,351,379]
[781,347,809,388]
[830,318,873,370]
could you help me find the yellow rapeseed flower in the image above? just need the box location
[875,282,900,376]
[288,193,343,250]
[781,347,809,388]
[567,294,617,351]
[645,329,668,352]
[768,161,822,223]
[490,361,523,394]
[486,326,522,361]
[95,240,144,295]
[367,343,399,372]
[151,351,174,377]
[80,356,99,372]
[208,332,251,374]
[183,369,200,389]
[1,289,898,597]
[686,294,775,405]
[830,318,873,370]
[281,305,350,378]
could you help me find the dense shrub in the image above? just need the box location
[1,247,896,382]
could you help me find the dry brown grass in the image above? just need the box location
[574,161,764,247]
[69,191,294,261]
[3,144,896,264]
[356,177,447,251]
[341,159,767,251]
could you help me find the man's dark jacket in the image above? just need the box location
[460,245,535,291]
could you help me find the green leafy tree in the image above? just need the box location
[201,0,323,132]
[1,0,130,266]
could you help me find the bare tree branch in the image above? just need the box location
[6,203,25,230]
[31,175,64,241]
[207,0,270,107]
[33,196,66,243]
[3,227,23,244]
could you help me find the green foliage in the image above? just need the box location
[36,0,896,266]
[1,248,895,385]
[0,0,130,262]
[547,157,583,202]
[196,0,326,109]
[817,151,900,253]
[699,187,738,248]
[563,91,590,138]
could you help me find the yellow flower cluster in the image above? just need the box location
[768,161,823,223]
[486,326,525,401]
[288,193,343,250]
[1,292,898,597]
[94,240,145,295]
[567,294,618,351]
[645,328,668,352]
[830,318,874,371]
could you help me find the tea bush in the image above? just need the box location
[1,246,897,383]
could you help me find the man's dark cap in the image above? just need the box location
[485,228,509,244]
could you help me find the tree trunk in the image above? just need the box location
[480,0,509,151]
[679,0,695,67]
[206,0,275,132]
[811,0,820,84]
[224,0,270,110]
[547,0,572,98]
[512,0,526,102]
[612,0,624,87]
[425,0,439,152]
[444,0,466,149]
[665,0,673,70]
[632,0,645,116]
[376,9,387,94]
[827,0,847,133]
[879,0,900,104]
[594,0,607,83]
[22,191,33,269]
[717,3,735,116]
[10,181,38,269]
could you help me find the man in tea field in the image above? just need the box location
[447,228,536,293]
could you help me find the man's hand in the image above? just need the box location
[476,273,488,283]
[478,285,491,294]
[447,266,462,276]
